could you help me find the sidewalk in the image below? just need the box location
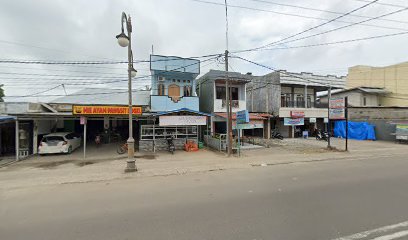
[0,139,406,189]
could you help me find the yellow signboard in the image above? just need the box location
[73,105,142,115]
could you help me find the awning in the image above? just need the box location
[0,115,15,123]
[214,112,267,120]
[153,108,212,117]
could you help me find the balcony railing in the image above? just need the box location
[222,99,239,108]
[281,101,328,108]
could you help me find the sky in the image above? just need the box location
[1,0,408,102]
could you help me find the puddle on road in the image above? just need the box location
[36,160,73,169]
[36,160,96,169]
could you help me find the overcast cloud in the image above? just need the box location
[1,0,408,102]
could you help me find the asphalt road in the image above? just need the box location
[1,155,408,240]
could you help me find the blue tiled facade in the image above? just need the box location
[149,55,200,112]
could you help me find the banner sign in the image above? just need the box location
[290,111,305,118]
[329,108,345,120]
[73,105,142,115]
[236,110,249,124]
[233,123,263,130]
[329,97,345,109]
[329,97,345,120]
[80,116,87,125]
[284,118,304,126]
[159,116,207,126]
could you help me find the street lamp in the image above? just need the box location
[116,12,137,172]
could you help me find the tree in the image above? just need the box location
[0,84,4,102]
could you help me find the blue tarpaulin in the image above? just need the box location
[334,121,376,141]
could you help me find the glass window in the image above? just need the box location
[231,87,239,100]
[65,133,74,140]
[158,84,165,96]
[43,136,65,142]
[184,86,192,96]
[216,86,226,99]
[216,86,238,100]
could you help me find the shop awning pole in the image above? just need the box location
[15,119,19,161]
[83,118,87,159]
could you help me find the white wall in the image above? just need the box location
[213,83,247,112]
[279,108,328,118]
[214,99,246,113]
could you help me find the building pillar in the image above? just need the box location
[15,119,19,161]
[33,120,38,154]
[267,118,271,139]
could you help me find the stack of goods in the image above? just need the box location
[184,140,199,152]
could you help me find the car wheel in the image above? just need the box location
[67,146,73,154]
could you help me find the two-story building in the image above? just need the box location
[197,70,269,138]
[139,55,210,152]
[247,70,346,138]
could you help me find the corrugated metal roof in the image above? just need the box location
[198,70,253,83]
[51,88,150,106]
[279,71,346,89]
[154,108,212,116]
[0,115,15,122]
[215,112,266,120]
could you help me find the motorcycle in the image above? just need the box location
[117,143,128,154]
[316,129,329,141]
[166,135,175,154]
[272,129,284,140]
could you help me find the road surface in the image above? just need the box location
[1,154,408,240]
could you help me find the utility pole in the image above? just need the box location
[327,85,332,148]
[225,50,232,156]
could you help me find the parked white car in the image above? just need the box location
[38,132,81,155]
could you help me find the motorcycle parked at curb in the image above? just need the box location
[315,129,329,141]
[272,129,284,140]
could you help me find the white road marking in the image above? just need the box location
[333,221,408,240]
[370,230,408,240]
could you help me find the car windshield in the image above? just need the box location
[43,136,64,142]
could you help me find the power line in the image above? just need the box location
[259,31,408,51]
[0,53,222,65]
[22,84,63,97]
[188,0,408,32]
[353,0,408,9]
[4,56,220,98]
[251,0,380,51]
[0,39,120,61]
[243,0,408,24]
[231,54,341,87]
[238,4,408,53]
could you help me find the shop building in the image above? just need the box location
[140,55,210,152]
[196,70,269,138]
[277,71,346,138]
[247,70,346,138]
[0,55,212,158]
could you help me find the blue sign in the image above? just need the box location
[284,118,304,126]
[236,110,249,124]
